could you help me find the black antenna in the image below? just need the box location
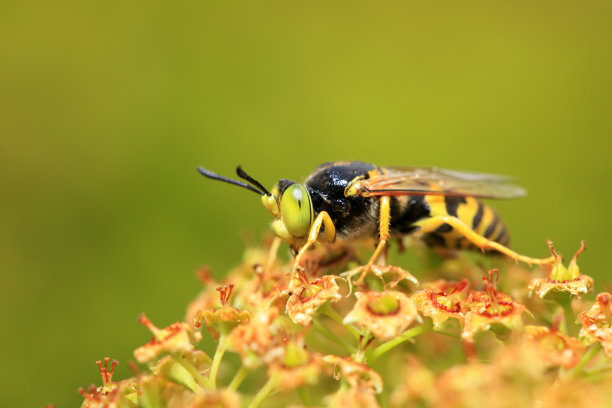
[236,166,272,196]
[197,166,265,196]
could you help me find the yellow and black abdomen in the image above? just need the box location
[390,195,510,250]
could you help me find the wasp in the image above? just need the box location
[198,161,555,285]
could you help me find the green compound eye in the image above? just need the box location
[280,184,313,237]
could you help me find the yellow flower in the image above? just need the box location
[412,279,470,329]
[579,292,612,358]
[286,274,342,326]
[323,355,383,394]
[267,338,324,390]
[79,358,137,408]
[151,351,211,393]
[134,314,202,364]
[228,306,302,369]
[525,317,585,369]
[178,388,241,408]
[343,290,418,341]
[529,241,593,299]
[462,270,528,342]
[327,387,380,408]
[194,284,251,340]
[389,356,437,407]
[185,266,219,326]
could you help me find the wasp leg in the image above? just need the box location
[342,196,391,288]
[291,211,336,286]
[266,236,282,271]
[413,215,555,266]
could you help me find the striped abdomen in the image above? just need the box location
[390,195,510,250]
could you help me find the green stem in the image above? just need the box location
[172,354,211,390]
[434,329,461,339]
[209,334,228,389]
[584,363,612,376]
[320,303,360,339]
[313,318,356,354]
[568,343,602,378]
[248,374,278,408]
[140,380,161,408]
[228,365,249,391]
[296,386,312,407]
[560,296,577,337]
[354,331,373,364]
[581,366,612,382]
[376,392,390,408]
[369,321,432,362]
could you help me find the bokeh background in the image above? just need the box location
[2,1,611,406]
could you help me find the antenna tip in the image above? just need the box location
[197,166,213,178]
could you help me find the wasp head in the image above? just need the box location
[198,166,313,244]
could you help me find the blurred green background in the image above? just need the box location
[1,1,611,406]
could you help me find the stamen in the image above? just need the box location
[138,313,161,337]
[216,284,235,306]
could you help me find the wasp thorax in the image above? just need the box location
[272,184,313,239]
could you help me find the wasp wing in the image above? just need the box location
[363,167,526,199]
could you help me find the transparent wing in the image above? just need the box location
[362,167,526,199]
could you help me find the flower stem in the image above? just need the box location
[434,329,461,339]
[209,334,228,389]
[568,343,602,378]
[582,366,612,382]
[560,297,577,337]
[313,318,356,354]
[297,386,312,407]
[248,374,278,408]
[320,303,360,339]
[369,321,432,362]
[172,354,211,390]
[140,380,161,408]
[228,365,249,391]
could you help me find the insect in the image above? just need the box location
[197,161,555,285]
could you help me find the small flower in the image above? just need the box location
[286,273,342,326]
[462,270,528,342]
[194,284,251,340]
[435,363,502,407]
[267,338,324,389]
[295,241,358,277]
[323,355,383,394]
[369,264,419,290]
[150,350,211,393]
[529,241,593,299]
[579,292,612,358]
[343,290,418,341]
[185,266,220,325]
[79,358,137,408]
[228,307,301,369]
[134,314,202,364]
[182,388,241,408]
[525,316,585,369]
[389,356,437,407]
[412,279,470,329]
[328,387,381,408]
[240,262,290,308]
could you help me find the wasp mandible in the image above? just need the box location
[198,161,555,285]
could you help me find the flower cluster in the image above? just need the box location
[76,236,611,407]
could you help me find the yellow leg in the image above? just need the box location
[291,211,336,286]
[368,195,391,266]
[341,196,391,288]
[266,236,282,270]
[414,215,555,266]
